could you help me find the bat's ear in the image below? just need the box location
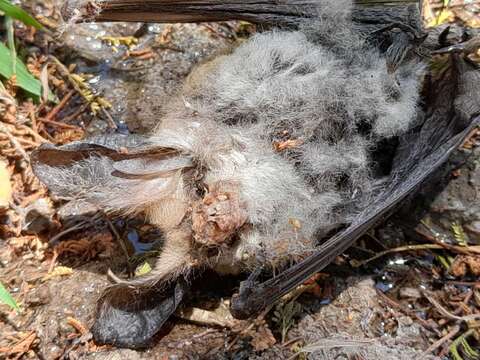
[91,278,188,349]
[31,134,193,214]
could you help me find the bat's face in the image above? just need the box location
[192,184,248,247]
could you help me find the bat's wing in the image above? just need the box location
[31,133,194,214]
[91,278,188,349]
[230,54,480,319]
[31,134,195,348]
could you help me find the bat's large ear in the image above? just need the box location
[91,278,188,349]
[31,133,193,214]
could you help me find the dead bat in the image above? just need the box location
[32,0,480,349]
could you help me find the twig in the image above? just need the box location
[350,244,443,267]
[416,223,480,255]
[417,325,460,359]
[49,221,88,245]
[0,331,37,360]
[376,289,440,335]
[41,118,82,130]
[282,336,304,348]
[104,216,132,274]
[100,108,117,130]
[43,90,75,121]
[446,281,480,288]
[16,124,50,144]
[58,103,89,124]
[422,291,480,323]
[49,213,102,245]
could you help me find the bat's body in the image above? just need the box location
[33,0,480,349]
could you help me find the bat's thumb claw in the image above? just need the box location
[230,277,265,320]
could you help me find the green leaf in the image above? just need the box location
[135,261,152,277]
[0,0,43,29]
[0,42,54,100]
[0,281,19,312]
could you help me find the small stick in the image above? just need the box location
[350,244,443,267]
[417,325,460,360]
[48,249,58,274]
[422,291,480,322]
[446,281,480,288]
[100,108,118,130]
[43,90,75,121]
[16,124,50,144]
[49,213,102,245]
[416,223,480,255]
[376,289,440,335]
[104,216,132,275]
[41,118,83,130]
[59,103,89,124]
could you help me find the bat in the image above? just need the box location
[32,0,480,349]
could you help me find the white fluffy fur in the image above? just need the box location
[38,0,424,274]
[156,0,424,266]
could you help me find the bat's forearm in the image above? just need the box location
[62,0,420,25]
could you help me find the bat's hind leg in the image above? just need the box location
[91,226,195,348]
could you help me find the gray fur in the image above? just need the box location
[36,0,424,273]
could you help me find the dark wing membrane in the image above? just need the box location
[31,133,193,212]
[231,55,480,319]
[31,133,181,167]
[91,279,188,349]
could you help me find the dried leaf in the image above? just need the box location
[40,64,50,103]
[0,161,12,210]
[250,324,276,351]
[450,255,480,277]
[176,301,236,327]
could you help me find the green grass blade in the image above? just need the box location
[5,16,16,74]
[0,0,43,29]
[0,281,19,311]
[0,42,54,100]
